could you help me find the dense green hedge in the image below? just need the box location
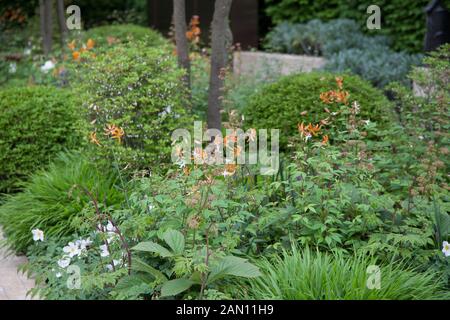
[244,72,392,148]
[83,24,168,49]
[0,86,86,193]
[265,0,450,52]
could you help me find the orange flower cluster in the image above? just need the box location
[320,77,349,105]
[297,122,329,145]
[186,15,201,43]
[0,8,26,24]
[104,124,125,143]
[67,39,95,61]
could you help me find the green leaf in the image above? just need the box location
[131,257,168,282]
[208,256,261,284]
[162,229,185,255]
[160,278,194,297]
[115,274,153,290]
[131,241,173,258]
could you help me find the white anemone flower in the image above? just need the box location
[40,60,55,73]
[100,244,110,257]
[76,238,92,250]
[106,259,121,271]
[63,242,81,258]
[9,63,17,74]
[106,221,117,233]
[57,257,71,268]
[31,229,44,242]
[442,241,450,257]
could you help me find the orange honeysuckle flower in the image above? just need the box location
[67,40,76,51]
[86,38,95,50]
[90,132,101,146]
[72,51,80,61]
[336,77,344,89]
[322,135,329,145]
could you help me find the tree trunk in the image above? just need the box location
[173,0,191,90]
[56,0,68,49]
[207,0,233,130]
[40,0,53,56]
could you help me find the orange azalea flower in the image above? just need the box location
[86,38,95,50]
[89,132,101,146]
[322,135,329,145]
[72,51,80,61]
[67,40,76,51]
[335,77,344,89]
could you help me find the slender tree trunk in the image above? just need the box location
[173,0,191,90]
[56,0,68,49]
[40,0,53,56]
[207,0,233,130]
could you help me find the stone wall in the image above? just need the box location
[233,51,327,79]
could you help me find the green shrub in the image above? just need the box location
[244,72,392,148]
[264,0,450,53]
[325,48,423,88]
[0,152,123,253]
[82,24,168,49]
[242,246,450,299]
[264,19,389,56]
[71,40,194,171]
[0,86,86,193]
[264,19,422,88]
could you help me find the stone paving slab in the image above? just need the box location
[0,229,36,300]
